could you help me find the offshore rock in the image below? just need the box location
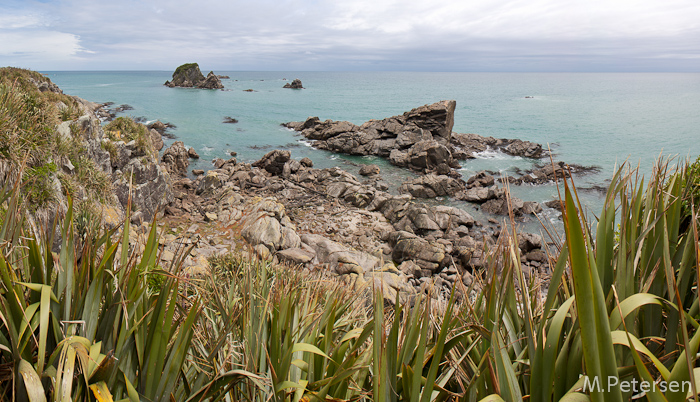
[283,78,303,89]
[164,63,224,89]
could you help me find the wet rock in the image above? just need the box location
[359,164,381,176]
[285,101,457,173]
[187,147,200,159]
[502,140,543,158]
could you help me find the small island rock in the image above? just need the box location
[283,79,303,89]
[165,63,224,89]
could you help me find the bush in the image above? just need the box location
[104,116,154,157]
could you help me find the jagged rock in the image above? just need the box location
[283,79,303,89]
[196,171,222,195]
[252,150,291,175]
[466,171,495,188]
[187,147,200,159]
[300,157,313,167]
[285,101,457,173]
[398,260,422,277]
[149,129,164,151]
[164,63,224,89]
[113,158,173,221]
[161,141,190,177]
[432,205,475,230]
[518,233,543,253]
[399,174,465,198]
[403,100,456,143]
[148,120,167,133]
[505,162,600,185]
[481,197,524,216]
[199,71,224,89]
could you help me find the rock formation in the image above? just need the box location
[164,63,224,89]
[283,79,303,89]
[284,100,460,174]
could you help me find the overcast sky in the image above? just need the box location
[1,0,699,71]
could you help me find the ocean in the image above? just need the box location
[45,71,700,230]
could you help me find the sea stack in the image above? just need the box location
[283,78,303,89]
[165,63,224,89]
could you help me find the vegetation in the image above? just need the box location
[2,97,700,401]
[0,67,112,212]
[173,63,200,77]
[103,116,155,158]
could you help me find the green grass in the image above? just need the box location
[3,158,700,401]
[3,70,700,401]
[173,62,200,77]
[0,67,113,213]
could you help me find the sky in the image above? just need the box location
[1,0,699,71]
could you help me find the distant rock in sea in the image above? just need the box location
[283,79,303,89]
[164,63,224,89]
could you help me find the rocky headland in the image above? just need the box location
[164,63,224,89]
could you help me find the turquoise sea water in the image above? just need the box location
[45,71,700,227]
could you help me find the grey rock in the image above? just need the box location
[252,150,291,175]
[283,78,303,89]
[161,141,190,177]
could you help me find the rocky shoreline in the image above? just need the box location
[30,73,595,303]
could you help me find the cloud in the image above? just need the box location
[0,8,88,67]
[3,0,700,70]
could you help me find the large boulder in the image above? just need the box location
[253,150,291,175]
[113,158,173,221]
[403,100,455,143]
[161,141,190,177]
[389,231,446,272]
[240,198,301,251]
[398,174,465,198]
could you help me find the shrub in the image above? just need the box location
[104,116,154,157]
